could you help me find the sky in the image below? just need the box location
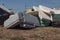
[0,0,60,13]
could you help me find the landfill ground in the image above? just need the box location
[0,26,60,40]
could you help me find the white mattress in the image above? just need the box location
[4,13,19,28]
[4,13,40,28]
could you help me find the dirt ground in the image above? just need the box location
[0,26,60,40]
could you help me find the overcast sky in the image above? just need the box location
[0,0,60,13]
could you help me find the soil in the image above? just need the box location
[0,26,60,40]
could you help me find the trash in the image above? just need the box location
[3,5,60,28]
[38,9,52,21]
[22,13,40,28]
[26,8,38,17]
[26,5,53,26]
[41,18,51,26]
[51,11,60,23]
[0,5,14,25]
[4,12,40,28]
[26,11,38,17]
[4,13,20,28]
[39,5,53,13]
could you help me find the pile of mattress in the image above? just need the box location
[4,5,60,28]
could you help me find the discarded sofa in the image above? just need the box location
[4,12,40,28]
[0,5,14,25]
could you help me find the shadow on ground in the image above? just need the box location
[9,25,35,30]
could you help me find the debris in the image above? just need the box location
[0,5,14,25]
[4,12,40,28]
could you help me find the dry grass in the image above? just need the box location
[0,26,60,40]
